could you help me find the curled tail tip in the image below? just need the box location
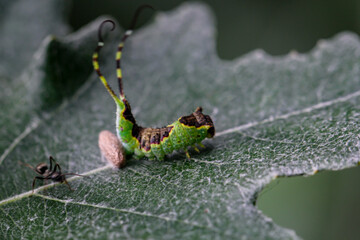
[100,19,116,30]
[128,5,156,30]
[98,19,116,43]
[140,4,156,10]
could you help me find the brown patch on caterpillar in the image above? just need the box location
[136,127,173,151]
[150,129,161,144]
[179,107,206,127]
[98,130,126,168]
[179,114,200,127]
[193,106,207,125]
[122,99,150,144]
[179,107,215,137]
[140,128,153,151]
[132,124,143,142]
[122,99,137,125]
[160,126,173,141]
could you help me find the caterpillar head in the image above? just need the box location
[193,107,215,138]
[178,107,215,138]
[194,107,215,138]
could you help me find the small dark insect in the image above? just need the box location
[21,156,85,192]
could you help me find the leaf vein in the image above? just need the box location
[127,168,174,186]
[216,89,360,137]
[0,118,40,165]
[0,206,22,232]
[236,131,306,145]
[0,77,96,166]
[35,193,212,230]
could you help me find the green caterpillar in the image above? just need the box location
[93,7,215,161]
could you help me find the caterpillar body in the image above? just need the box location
[93,7,215,161]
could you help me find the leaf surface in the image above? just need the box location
[1,1,360,239]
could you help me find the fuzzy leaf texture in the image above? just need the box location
[1,0,360,239]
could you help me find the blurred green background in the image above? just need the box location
[69,1,360,239]
[257,167,360,240]
[69,0,360,59]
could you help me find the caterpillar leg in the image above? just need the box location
[185,151,191,160]
[198,143,206,149]
[193,146,200,153]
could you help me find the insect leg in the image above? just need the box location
[185,151,191,160]
[49,158,62,176]
[53,163,62,174]
[63,179,74,191]
[49,156,54,172]
[18,161,35,171]
[49,156,62,176]
[32,176,46,193]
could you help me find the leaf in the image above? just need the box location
[0,0,100,161]
[1,1,360,239]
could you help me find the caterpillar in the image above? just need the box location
[93,6,215,162]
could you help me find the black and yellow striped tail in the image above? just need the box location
[92,20,122,106]
[116,5,154,98]
[93,5,154,104]
[116,30,132,98]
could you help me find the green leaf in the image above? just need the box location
[1,1,360,239]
